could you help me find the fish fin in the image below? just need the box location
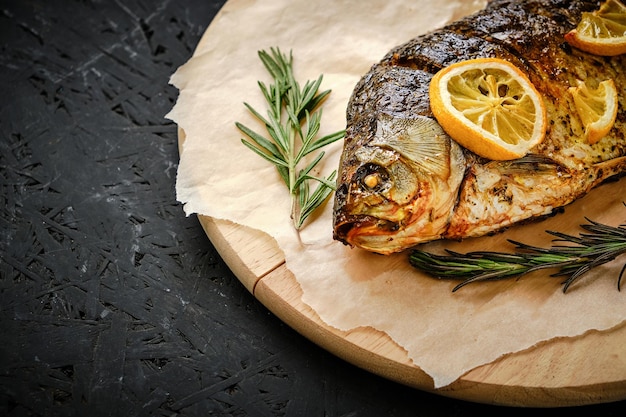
[592,155,626,183]
[371,114,452,178]
[486,154,562,175]
[493,154,626,180]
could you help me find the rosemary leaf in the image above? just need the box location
[235,122,283,160]
[236,47,345,230]
[409,216,626,293]
[293,152,325,188]
[296,171,337,230]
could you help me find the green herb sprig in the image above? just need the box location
[409,216,626,293]
[235,47,345,230]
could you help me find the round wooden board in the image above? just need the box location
[175,0,626,407]
[177,122,626,406]
[194,213,626,408]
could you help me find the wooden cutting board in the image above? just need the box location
[196,207,626,408]
[176,0,626,407]
[195,201,626,407]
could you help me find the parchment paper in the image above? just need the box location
[167,0,626,388]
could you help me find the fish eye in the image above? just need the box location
[363,173,380,188]
[356,163,389,191]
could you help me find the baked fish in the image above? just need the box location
[333,0,626,255]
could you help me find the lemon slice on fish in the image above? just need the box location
[429,58,547,161]
[569,79,618,144]
[565,0,626,56]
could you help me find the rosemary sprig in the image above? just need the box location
[235,47,345,229]
[409,217,626,293]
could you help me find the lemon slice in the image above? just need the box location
[568,79,618,144]
[429,58,547,161]
[565,0,626,56]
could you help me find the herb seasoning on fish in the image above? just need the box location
[333,0,626,254]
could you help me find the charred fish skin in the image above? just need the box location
[333,0,626,254]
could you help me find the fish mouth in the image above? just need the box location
[333,215,409,255]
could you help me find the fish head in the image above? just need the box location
[333,114,466,254]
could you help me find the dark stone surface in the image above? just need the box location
[0,0,624,415]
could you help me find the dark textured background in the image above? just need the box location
[0,0,624,416]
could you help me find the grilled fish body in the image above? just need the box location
[333,0,626,255]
